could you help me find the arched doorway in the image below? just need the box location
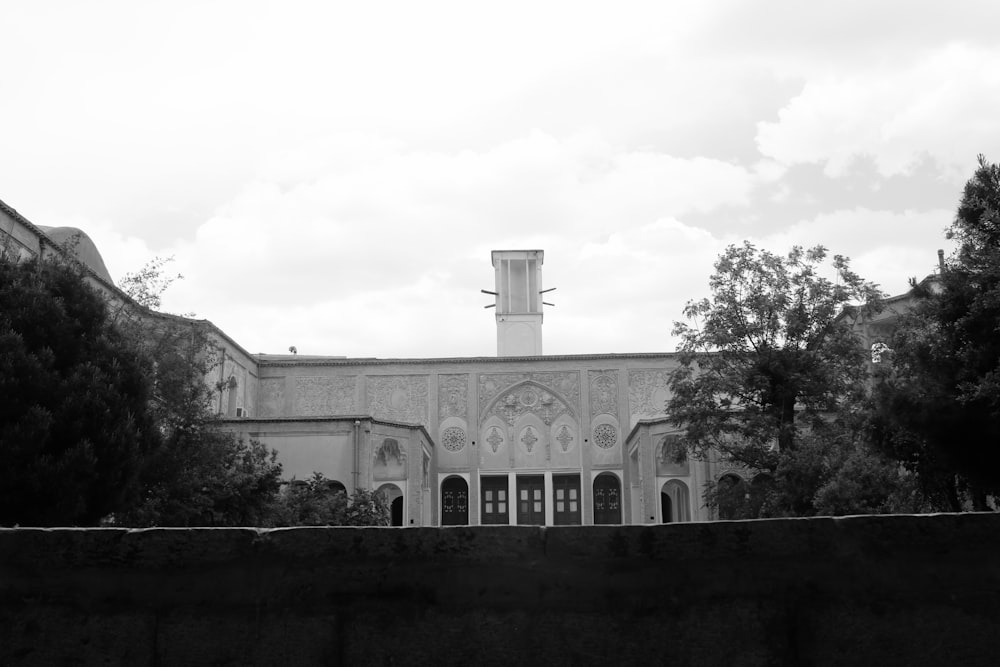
[441,476,469,526]
[377,483,404,526]
[660,480,691,523]
[593,473,622,524]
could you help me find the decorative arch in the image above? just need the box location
[373,437,407,481]
[375,438,405,466]
[480,380,575,427]
[656,435,690,476]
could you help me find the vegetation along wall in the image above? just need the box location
[2,513,1000,666]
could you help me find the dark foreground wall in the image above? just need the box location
[2,514,1000,666]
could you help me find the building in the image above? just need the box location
[3,200,809,526]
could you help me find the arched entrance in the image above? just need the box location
[593,473,622,524]
[660,480,690,523]
[377,483,404,526]
[441,476,469,526]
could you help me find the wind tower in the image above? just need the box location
[485,250,551,357]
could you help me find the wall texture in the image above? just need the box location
[2,513,1000,666]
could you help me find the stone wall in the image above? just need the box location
[2,513,1000,666]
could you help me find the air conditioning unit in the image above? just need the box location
[235,407,248,418]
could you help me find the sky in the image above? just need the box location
[2,1,998,358]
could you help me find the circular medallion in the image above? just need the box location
[441,427,467,452]
[593,424,618,449]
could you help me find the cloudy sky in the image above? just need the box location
[2,1,997,357]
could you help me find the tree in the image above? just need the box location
[0,256,161,525]
[668,242,898,517]
[871,156,1000,510]
[265,473,390,527]
[109,258,284,527]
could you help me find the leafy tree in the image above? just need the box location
[871,156,1000,510]
[0,256,161,525]
[668,242,899,517]
[265,473,390,527]
[110,258,284,527]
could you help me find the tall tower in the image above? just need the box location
[491,249,544,357]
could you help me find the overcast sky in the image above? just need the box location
[3,1,997,357]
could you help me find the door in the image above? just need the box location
[553,474,581,525]
[481,476,509,525]
[516,475,545,525]
[593,473,622,525]
[441,476,469,525]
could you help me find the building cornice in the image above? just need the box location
[220,414,435,445]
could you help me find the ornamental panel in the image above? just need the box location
[484,425,506,454]
[441,426,467,453]
[259,377,285,417]
[479,372,580,418]
[593,423,619,449]
[367,375,429,424]
[293,376,356,416]
[589,371,619,417]
[438,374,469,420]
[628,369,671,420]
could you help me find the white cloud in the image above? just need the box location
[153,131,759,355]
[755,207,954,295]
[756,44,1000,181]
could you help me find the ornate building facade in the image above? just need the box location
[3,202,765,526]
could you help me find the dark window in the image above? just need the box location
[441,476,469,526]
[516,475,545,525]
[593,473,622,525]
[553,474,581,525]
[481,476,509,525]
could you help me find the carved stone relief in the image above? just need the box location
[485,425,505,454]
[259,377,285,417]
[479,372,580,417]
[628,369,671,420]
[554,424,574,453]
[589,371,619,418]
[481,382,573,427]
[367,375,429,424]
[519,425,540,454]
[293,376,356,416]
[593,423,619,449]
[441,426,467,453]
[438,374,468,420]
[374,438,406,466]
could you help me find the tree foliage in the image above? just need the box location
[871,155,1000,510]
[110,259,284,527]
[668,242,901,517]
[670,243,882,458]
[0,256,160,525]
[265,473,390,527]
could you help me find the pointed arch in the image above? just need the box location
[480,380,575,427]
